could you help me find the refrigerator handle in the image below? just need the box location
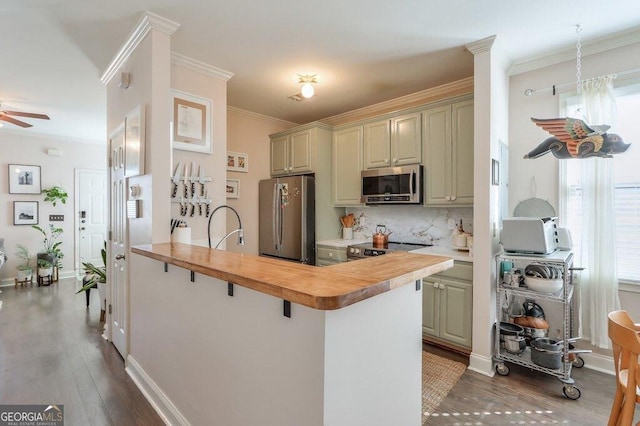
[277,185,284,250]
[272,183,279,251]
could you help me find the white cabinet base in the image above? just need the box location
[130,254,423,426]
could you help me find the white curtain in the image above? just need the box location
[579,76,621,348]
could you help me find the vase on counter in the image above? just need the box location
[342,227,353,240]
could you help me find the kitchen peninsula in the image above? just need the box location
[129,243,453,425]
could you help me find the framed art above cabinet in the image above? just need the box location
[171,90,212,154]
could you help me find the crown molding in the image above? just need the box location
[101,12,180,85]
[171,52,234,81]
[0,128,105,145]
[321,77,474,127]
[465,35,497,55]
[509,26,640,76]
[227,106,298,127]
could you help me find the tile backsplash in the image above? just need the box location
[346,205,473,246]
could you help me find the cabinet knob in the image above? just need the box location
[433,282,438,288]
[440,283,446,289]
[445,196,450,201]
[450,196,457,201]
[328,252,333,257]
[392,158,397,164]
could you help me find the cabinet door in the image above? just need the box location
[363,119,391,169]
[450,99,474,205]
[333,126,363,205]
[422,105,452,205]
[439,278,472,348]
[422,278,440,338]
[270,135,289,176]
[391,112,422,166]
[289,130,312,174]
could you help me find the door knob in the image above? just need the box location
[80,227,86,230]
[115,254,126,260]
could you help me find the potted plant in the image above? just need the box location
[14,244,33,282]
[32,224,64,270]
[77,241,107,320]
[37,258,54,277]
[42,185,68,207]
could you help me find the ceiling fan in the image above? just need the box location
[0,104,50,128]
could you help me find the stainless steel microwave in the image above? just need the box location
[361,164,423,204]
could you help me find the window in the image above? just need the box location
[563,83,640,285]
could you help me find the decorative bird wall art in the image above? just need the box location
[524,117,631,159]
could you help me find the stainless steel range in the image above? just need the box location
[346,242,431,260]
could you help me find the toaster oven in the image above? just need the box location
[501,217,558,255]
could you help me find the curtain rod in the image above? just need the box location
[523,67,640,97]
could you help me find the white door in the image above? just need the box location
[109,124,128,357]
[76,169,107,269]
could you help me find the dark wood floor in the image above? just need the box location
[1,279,638,426]
[424,343,639,425]
[0,278,162,425]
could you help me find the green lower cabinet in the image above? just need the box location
[316,245,348,266]
[422,269,473,350]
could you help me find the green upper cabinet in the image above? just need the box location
[270,129,312,176]
[333,125,364,206]
[363,112,421,169]
[423,98,474,206]
[270,135,289,176]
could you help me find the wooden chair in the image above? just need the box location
[607,310,640,426]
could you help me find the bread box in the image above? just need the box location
[501,217,558,255]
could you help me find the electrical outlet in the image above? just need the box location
[448,218,456,229]
[49,215,64,221]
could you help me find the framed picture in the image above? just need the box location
[226,179,239,199]
[227,151,249,173]
[8,164,41,194]
[125,104,146,177]
[171,90,212,153]
[13,201,38,225]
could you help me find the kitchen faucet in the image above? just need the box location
[207,205,245,249]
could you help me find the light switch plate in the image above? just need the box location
[49,215,64,221]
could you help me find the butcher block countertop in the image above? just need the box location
[131,243,453,310]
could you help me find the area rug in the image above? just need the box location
[422,351,466,424]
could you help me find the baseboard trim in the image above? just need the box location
[468,352,495,377]
[581,352,615,376]
[1,270,78,287]
[126,354,190,426]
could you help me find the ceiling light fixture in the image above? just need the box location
[298,74,317,99]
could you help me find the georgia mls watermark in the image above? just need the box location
[0,405,64,426]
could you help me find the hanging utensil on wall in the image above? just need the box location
[199,164,206,197]
[172,162,183,198]
[190,161,198,198]
[513,177,556,217]
[183,163,189,199]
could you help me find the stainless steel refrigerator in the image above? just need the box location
[259,175,315,264]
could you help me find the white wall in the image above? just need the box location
[105,28,172,248]
[0,132,106,282]
[464,36,511,375]
[170,62,231,248]
[508,42,640,325]
[226,108,296,254]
